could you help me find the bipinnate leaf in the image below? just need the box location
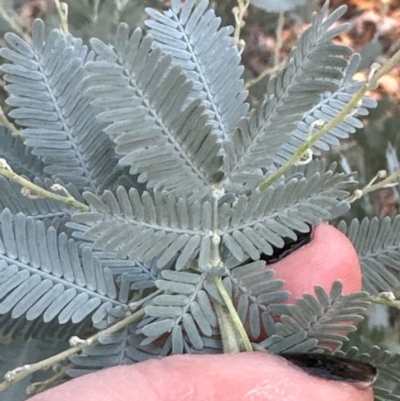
[85,24,223,199]
[220,169,349,263]
[0,209,124,325]
[259,281,369,353]
[0,20,120,192]
[145,0,249,142]
[73,187,212,269]
[339,216,400,294]
[225,3,352,191]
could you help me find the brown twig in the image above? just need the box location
[0,308,145,392]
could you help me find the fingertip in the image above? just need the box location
[30,353,373,401]
[272,223,361,301]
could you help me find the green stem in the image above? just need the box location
[0,165,89,212]
[0,308,144,392]
[27,363,73,396]
[258,47,400,192]
[369,295,400,310]
[54,0,69,34]
[348,169,400,202]
[213,301,242,353]
[210,185,222,267]
[0,108,21,137]
[212,276,252,352]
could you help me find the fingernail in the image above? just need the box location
[280,353,377,390]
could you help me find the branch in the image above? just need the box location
[27,363,73,396]
[213,276,252,352]
[54,0,69,34]
[244,63,283,90]
[0,159,89,212]
[369,292,400,310]
[232,0,250,53]
[347,169,400,203]
[273,12,285,69]
[258,47,400,191]
[0,107,21,137]
[244,12,286,90]
[0,4,31,43]
[0,308,145,392]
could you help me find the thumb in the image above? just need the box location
[30,353,373,401]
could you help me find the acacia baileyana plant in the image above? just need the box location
[0,1,400,399]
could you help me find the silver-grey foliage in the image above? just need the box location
[0,20,121,193]
[85,24,223,199]
[73,187,212,269]
[145,0,249,142]
[261,281,369,353]
[338,216,400,294]
[0,126,46,181]
[0,209,125,325]
[0,0,395,398]
[219,169,349,261]
[224,3,356,191]
[228,260,289,339]
[274,54,377,165]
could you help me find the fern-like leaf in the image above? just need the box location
[94,255,157,303]
[0,176,70,226]
[219,169,349,263]
[70,321,175,375]
[0,209,125,325]
[85,24,223,198]
[226,260,289,339]
[225,3,352,190]
[259,281,369,353]
[72,187,212,269]
[0,20,120,192]
[338,216,400,294]
[273,54,377,165]
[141,270,217,351]
[0,127,47,181]
[145,0,249,141]
[69,324,131,376]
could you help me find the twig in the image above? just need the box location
[244,12,285,90]
[212,276,252,352]
[244,63,284,90]
[213,301,242,353]
[210,184,223,267]
[347,169,400,203]
[93,0,101,22]
[54,0,69,34]
[374,0,390,42]
[274,12,285,68]
[0,107,21,137]
[0,5,31,43]
[258,46,400,192]
[369,292,400,311]
[0,308,145,392]
[0,159,89,212]
[232,0,250,53]
[27,363,73,396]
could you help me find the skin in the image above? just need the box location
[31,223,373,401]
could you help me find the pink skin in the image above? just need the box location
[30,224,373,401]
[273,223,362,302]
